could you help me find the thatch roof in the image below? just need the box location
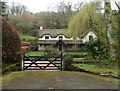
[38,29,69,38]
[38,29,96,38]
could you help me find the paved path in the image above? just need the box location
[2,71,118,89]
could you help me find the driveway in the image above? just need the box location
[2,71,118,89]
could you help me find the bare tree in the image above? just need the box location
[9,2,29,16]
[74,2,84,12]
[115,1,120,11]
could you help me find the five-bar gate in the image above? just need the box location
[23,54,63,71]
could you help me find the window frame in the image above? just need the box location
[89,35,93,41]
[59,36,63,40]
[45,36,49,39]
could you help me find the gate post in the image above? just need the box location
[22,54,25,71]
[61,52,63,71]
[22,59,24,71]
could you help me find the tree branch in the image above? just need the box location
[115,1,120,11]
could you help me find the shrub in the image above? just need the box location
[1,17,22,63]
[2,63,21,74]
[27,29,39,37]
[86,38,109,59]
[29,39,38,51]
[43,46,60,57]
[63,56,74,71]
[30,44,38,51]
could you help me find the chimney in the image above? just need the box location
[40,26,43,30]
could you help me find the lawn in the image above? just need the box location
[25,51,45,56]
[66,51,89,58]
[67,52,88,55]
[21,35,36,41]
[25,51,89,57]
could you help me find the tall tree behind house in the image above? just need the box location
[115,1,120,62]
[104,1,116,60]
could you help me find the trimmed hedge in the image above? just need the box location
[66,52,88,58]
[1,16,22,63]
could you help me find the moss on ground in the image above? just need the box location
[1,71,118,89]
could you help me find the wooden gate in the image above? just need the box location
[23,54,63,71]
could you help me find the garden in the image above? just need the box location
[1,0,120,84]
[22,47,119,79]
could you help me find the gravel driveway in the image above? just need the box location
[2,71,118,89]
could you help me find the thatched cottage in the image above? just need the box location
[38,29,97,51]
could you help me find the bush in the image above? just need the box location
[86,38,109,59]
[27,29,39,37]
[2,17,22,63]
[43,46,61,57]
[30,44,38,51]
[63,56,74,71]
[2,63,21,75]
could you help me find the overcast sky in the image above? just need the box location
[4,0,120,13]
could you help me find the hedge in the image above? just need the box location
[63,56,74,71]
[1,16,22,63]
[2,63,21,75]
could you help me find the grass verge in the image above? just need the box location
[72,64,118,78]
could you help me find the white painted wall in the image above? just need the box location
[82,31,97,43]
[38,31,97,43]
[39,35,73,40]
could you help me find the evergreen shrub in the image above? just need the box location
[2,17,22,63]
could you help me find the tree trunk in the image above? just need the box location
[115,2,120,62]
[104,1,116,60]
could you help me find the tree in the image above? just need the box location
[104,1,116,60]
[0,1,9,19]
[68,2,109,59]
[68,2,106,39]
[74,2,84,12]
[55,1,74,28]
[33,1,76,29]
[34,11,55,28]
[1,16,22,63]
[9,14,35,34]
[114,1,120,62]
[8,2,29,16]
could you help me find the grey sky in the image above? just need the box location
[4,0,120,13]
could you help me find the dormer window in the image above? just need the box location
[59,36,63,40]
[45,36,49,39]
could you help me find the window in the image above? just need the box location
[89,36,93,41]
[59,36,63,40]
[45,36,49,39]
